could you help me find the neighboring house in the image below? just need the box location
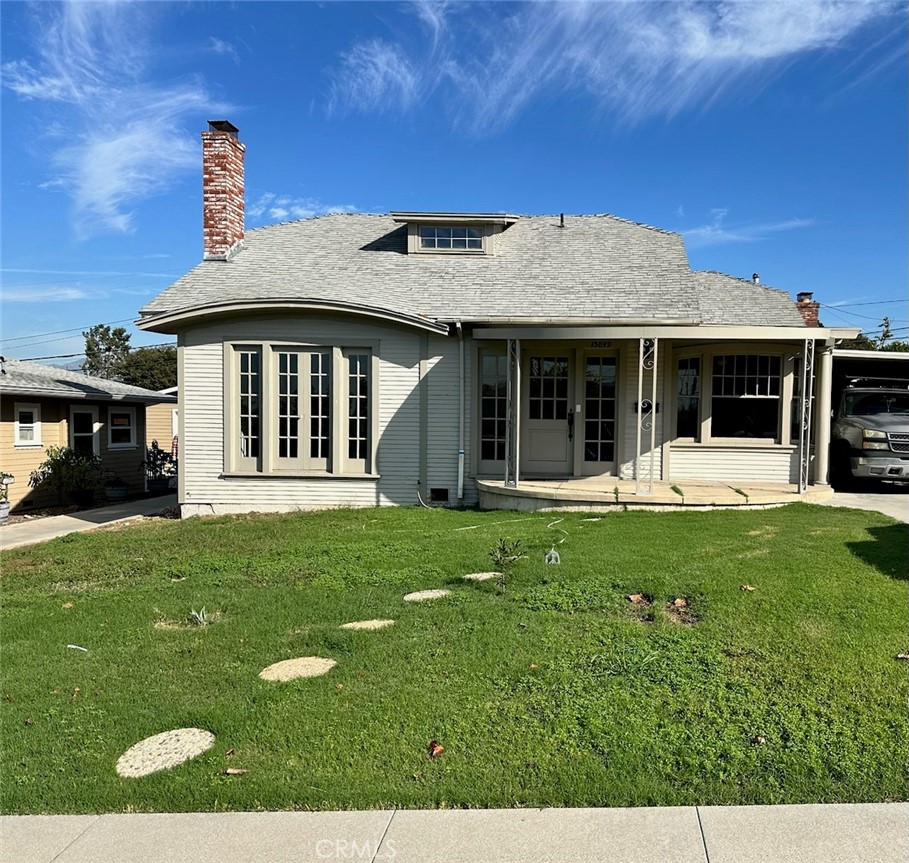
[138,121,858,517]
[0,359,176,511]
[146,386,178,449]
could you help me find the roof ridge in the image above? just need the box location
[695,269,793,297]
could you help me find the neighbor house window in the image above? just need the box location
[676,358,700,439]
[480,353,508,462]
[419,226,483,251]
[70,406,100,456]
[228,343,373,475]
[107,407,136,448]
[711,355,781,439]
[14,403,41,447]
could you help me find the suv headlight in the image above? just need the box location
[862,429,889,450]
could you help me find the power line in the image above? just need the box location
[819,303,907,322]
[0,317,136,345]
[16,342,175,362]
[826,298,906,308]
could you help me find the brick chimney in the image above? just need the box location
[796,291,820,327]
[202,120,245,261]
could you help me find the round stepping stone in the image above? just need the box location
[403,589,452,602]
[116,728,215,778]
[259,657,337,682]
[340,619,395,630]
[463,572,499,582]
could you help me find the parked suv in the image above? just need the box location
[831,378,909,484]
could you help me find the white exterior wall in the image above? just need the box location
[618,340,665,481]
[669,447,800,483]
[180,315,467,515]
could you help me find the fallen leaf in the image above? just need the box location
[4,694,13,703]
[225,747,236,757]
[224,767,247,776]
[24,716,33,727]
[427,740,445,759]
[62,602,74,609]
[626,594,647,604]
[69,687,81,704]
[751,735,766,746]
[896,652,909,661]
[673,597,689,608]
[530,663,538,670]
[740,585,756,592]
[336,683,344,691]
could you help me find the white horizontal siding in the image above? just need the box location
[669,446,800,483]
[181,315,465,513]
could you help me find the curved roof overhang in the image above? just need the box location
[136,299,451,336]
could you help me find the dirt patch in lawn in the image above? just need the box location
[746,526,779,540]
[626,593,655,624]
[664,596,698,625]
[340,619,395,631]
[259,657,337,681]
[403,589,452,602]
[116,727,215,778]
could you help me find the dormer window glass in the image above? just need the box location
[419,226,483,251]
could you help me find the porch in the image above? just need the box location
[476,476,834,512]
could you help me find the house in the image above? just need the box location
[0,359,176,511]
[137,121,858,517]
[146,386,178,450]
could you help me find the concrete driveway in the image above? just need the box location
[820,482,908,522]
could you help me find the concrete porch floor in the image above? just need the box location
[477,476,833,512]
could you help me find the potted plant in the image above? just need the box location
[142,440,175,494]
[102,471,130,502]
[0,473,13,525]
[28,446,101,508]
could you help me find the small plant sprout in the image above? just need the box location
[188,607,210,627]
[489,538,525,596]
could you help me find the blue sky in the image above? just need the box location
[2,0,907,362]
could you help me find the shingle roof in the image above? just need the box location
[692,271,807,327]
[0,360,177,403]
[139,213,806,328]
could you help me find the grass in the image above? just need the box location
[1,504,907,813]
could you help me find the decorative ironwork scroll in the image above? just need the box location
[635,338,659,495]
[798,339,815,493]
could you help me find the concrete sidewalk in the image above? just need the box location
[3,803,906,863]
[0,494,177,551]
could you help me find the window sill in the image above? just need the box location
[13,443,43,449]
[108,444,139,451]
[220,471,381,481]
[672,441,795,450]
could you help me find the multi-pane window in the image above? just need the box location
[231,344,370,474]
[711,355,781,439]
[480,354,508,462]
[310,353,331,460]
[583,357,616,462]
[676,358,700,439]
[419,226,483,251]
[347,354,370,462]
[238,349,261,460]
[528,356,569,420]
[70,407,99,456]
[14,403,41,446]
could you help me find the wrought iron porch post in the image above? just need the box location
[798,338,815,493]
[505,338,520,488]
[635,338,657,495]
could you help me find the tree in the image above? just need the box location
[839,317,909,352]
[82,325,131,378]
[118,345,178,390]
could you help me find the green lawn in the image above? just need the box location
[1,504,906,813]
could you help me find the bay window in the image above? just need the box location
[227,343,374,475]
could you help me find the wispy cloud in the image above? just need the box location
[209,37,239,63]
[2,2,228,238]
[329,1,901,135]
[247,193,359,225]
[683,208,816,249]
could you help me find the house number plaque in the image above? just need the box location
[589,341,613,349]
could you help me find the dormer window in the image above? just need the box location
[420,226,484,251]
[391,212,519,256]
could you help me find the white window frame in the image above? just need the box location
[672,347,793,447]
[69,405,100,456]
[13,402,42,447]
[107,406,137,450]
[407,223,492,255]
[224,341,378,477]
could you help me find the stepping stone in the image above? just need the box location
[259,657,337,681]
[463,572,499,582]
[116,728,215,778]
[403,589,451,602]
[340,619,395,631]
